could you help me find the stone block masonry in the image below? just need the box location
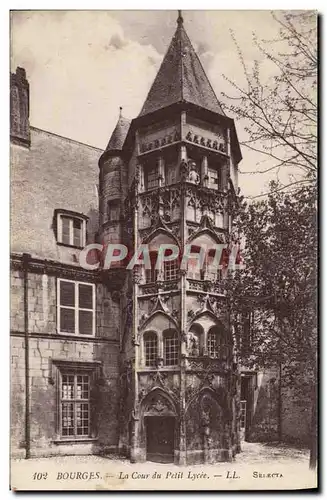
[10,265,121,458]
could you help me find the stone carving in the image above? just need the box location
[151,397,169,413]
[185,130,226,153]
[188,331,200,356]
[188,359,204,371]
[188,161,200,184]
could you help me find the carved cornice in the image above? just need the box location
[10,253,99,282]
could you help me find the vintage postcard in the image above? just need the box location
[10,10,318,491]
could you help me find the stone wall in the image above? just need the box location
[10,266,120,458]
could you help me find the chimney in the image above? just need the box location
[10,67,30,147]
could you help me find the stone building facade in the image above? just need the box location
[10,14,310,463]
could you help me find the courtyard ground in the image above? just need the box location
[11,441,316,491]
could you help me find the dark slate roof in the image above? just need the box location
[105,114,131,152]
[139,16,225,117]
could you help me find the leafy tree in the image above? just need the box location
[222,11,317,195]
[228,182,317,467]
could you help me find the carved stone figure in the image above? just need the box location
[188,331,200,356]
[188,161,200,184]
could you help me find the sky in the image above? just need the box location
[10,10,308,198]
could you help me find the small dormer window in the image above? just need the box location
[55,210,87,248]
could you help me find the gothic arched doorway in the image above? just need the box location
[145,416,175,463]
[142,390,177,463]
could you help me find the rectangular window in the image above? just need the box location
[61,372,90,438]
[208,333,219,358]
[164,333,179,366]
[144,334,158,367]
[107,200,120,222]
[165,161,177,185]
[58,279,95,336]
[208,167,219,189]
[57,213,86,247]
[164,259,179,281]
[145,164,159,190]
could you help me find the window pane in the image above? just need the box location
[62,402,74,436]
[164,332,179,366]
[144,334,157,366]
[79,284,93,309]
[208,168,219,189]
[79,310,93,335]
[60,373,91,439]
[73,219,82,246]
[60,308,75,333]
[208,332,220,357]
[60,281,75,307]
[62,374,74,399]
[164,260,179,281]
[76,375,89,400]
[146,165,159,189]
[76,402,89,436]
[61,217,70,245]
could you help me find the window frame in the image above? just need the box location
[60,371,91,439]
[164,258,179,281]
[207,330,220,358]
[50,360,102,443]
[163,330,179,367]
[207,166,220,190]
[56,210,87,248]
[143,332,158,367]
[144,161,159,190]
[57,278,96,337]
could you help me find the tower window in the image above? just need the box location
[208,167,219,189]
[207,327,223,358]
[145,251,159,283]
[164,259,179,281]
[144,332,158,367]
[163,330,179,366]
[201,248,221,280]
[145,163,159,190]
[55,210,87,248]
[107,200,120,222]
[207,331,219,358]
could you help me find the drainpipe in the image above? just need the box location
[22,253,30,459]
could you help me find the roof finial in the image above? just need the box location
[119,106,123,118]
[177,10,183,26]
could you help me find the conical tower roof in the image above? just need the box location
[105,110,131,152]
[139,12,224,117]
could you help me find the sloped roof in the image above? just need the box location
[139,15,225,117]
[105,114,131,152]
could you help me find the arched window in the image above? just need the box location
[144,332,158,367]
[202,248,222,281]
[207,327,223,358]
[187,245,202,280]
[163,330,179,366]
[164,248,179,281]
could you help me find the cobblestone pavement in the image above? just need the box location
[12,441,310,466]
